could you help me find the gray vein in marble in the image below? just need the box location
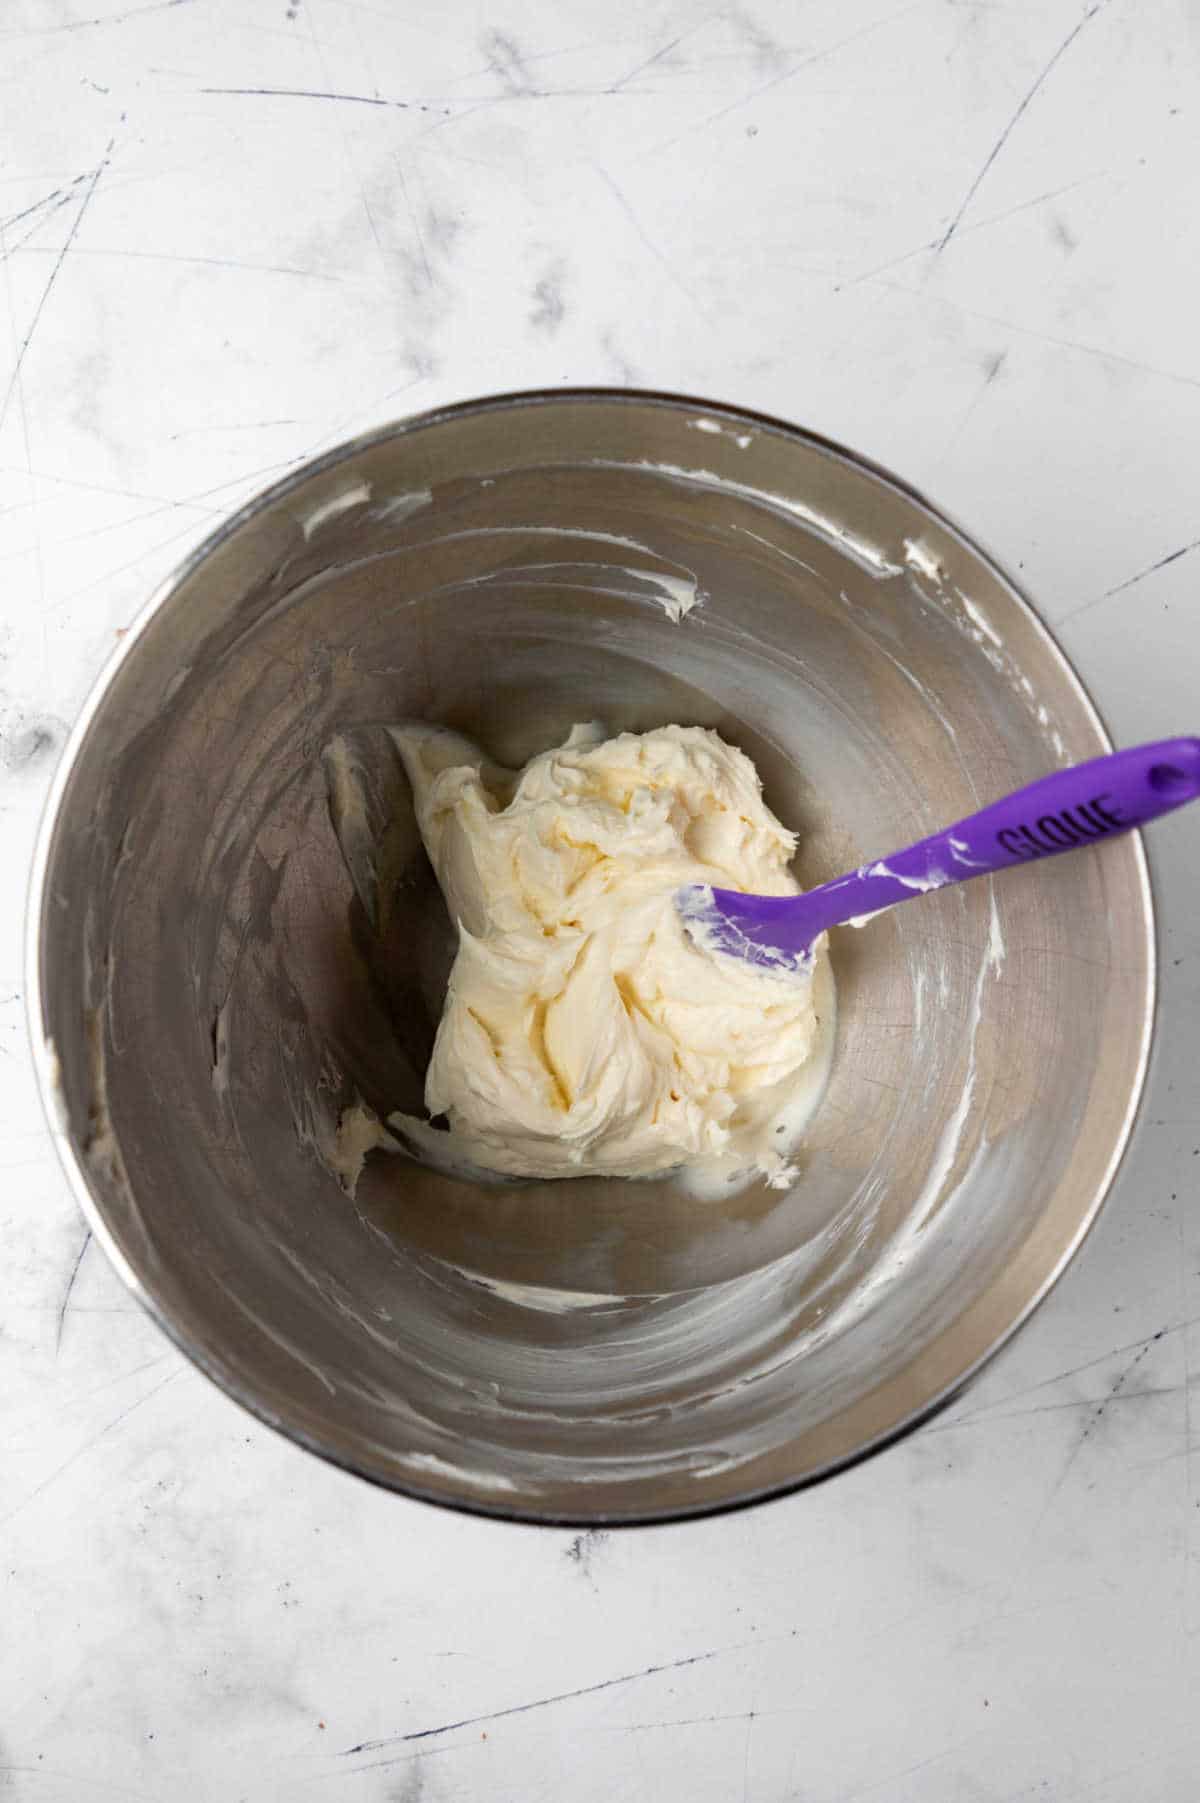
[0,714,64,773]
[480,27,537,97]
[529,258,567,333]
[725,5,789,75]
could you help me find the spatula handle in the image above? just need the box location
[875,736,1200,896]
[695,738,1200,963]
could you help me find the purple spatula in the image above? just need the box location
[679,736,1200,970]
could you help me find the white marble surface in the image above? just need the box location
[2,0,1199,1796]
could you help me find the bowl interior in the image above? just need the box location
[34,394,1153,1521]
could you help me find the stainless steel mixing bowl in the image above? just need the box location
[29,391,1154,1523]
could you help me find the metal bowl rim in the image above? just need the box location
[25,386,1158,1526]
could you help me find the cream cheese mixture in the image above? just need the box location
[390,722,833,1191]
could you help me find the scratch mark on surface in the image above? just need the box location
[0,1367,182,1530]
[167,418,302,440]
[607,31,688,93]
[0,193,80,266]
[0,463,212,507]
[594,166,712,322]
[0,202,48,665]
[198,86,448,113]
[0,1767,156,1802]
[396,164,434,292]
[934,1318,1200,1431]
[0,0,193,38]
[10,1351,174,1422]
[742,1709,754,1803]
[0,474,220,558]
[0,139,114,437]
[0,176,88,236]
[1032,1332,1167,1513]
[1183,1225,1195,1563]
[935,350,1008,468]
[832,1741,969,1801]
[55,1230,92,1353]
[615,1709,774,1734]
[934,2,1109,254]
[341,1649,726,1756]
[926,1387,1181,1434]
[13,244,346,282]
[646,3,923,152]
[42,452,311,614]
[859,277,1200,394]
[299,5,394,301]
[839,174,1102,286]
[430,32,614,85]
[1061,536,1200,617]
